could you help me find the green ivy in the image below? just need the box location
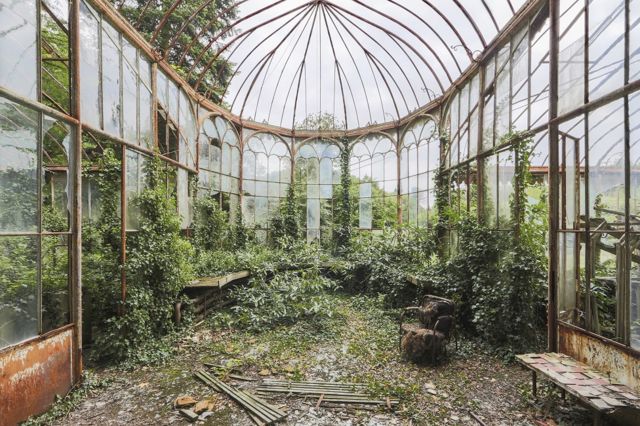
[333,139,354,254]
[95,154,194,362]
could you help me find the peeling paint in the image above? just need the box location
[0,326,77,426]
[559,322,640,392]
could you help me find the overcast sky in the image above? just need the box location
[220,0,526,130]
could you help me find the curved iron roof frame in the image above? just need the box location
[106,0,541,138]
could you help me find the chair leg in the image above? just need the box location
[593,411,604,426]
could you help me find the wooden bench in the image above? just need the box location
[186,271,251,290]
[517,352,640,425]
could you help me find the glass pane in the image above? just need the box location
[484,154,498,227]
[139,85,153,148]
[307,198,320,230]
[589,1,625,99]
[498,151,515,228]
[122,59,137,143]
[589,100,625,220]
[0,236,38,348]
[0,98,38,232]
[359,198,372,229]
[42,117,71,232]
[0,0,37,99]
[79,1,100,128]
[42,235,69,332]
[102,25,121,136]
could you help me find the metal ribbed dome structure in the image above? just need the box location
[116,0,528,131]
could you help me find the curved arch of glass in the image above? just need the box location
[295,139,341,242]
[400,118,439,226]
[198,115,241,217]
[242,132,292,241]
[350,133,398,230]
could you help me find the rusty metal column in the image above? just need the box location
[70,0,83,382]
[547,0,560,352]
[396,126,402,225]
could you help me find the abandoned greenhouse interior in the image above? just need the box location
[3,0,640,424]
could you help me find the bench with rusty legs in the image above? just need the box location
[517,352,640,425]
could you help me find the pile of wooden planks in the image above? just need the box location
[195,370,287,425]
[255,380,400,409]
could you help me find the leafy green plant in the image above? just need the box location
[333,139,354,254]
[269,184,302,247]
[340,226,437,306]
[193,195,231,253]
[231,268,338,330]
[95,154,194,361]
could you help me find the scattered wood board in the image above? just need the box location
[195,370,287,425]
[255,380,400,408]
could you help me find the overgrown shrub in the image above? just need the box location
[269,184,303,248]
[341,226,437,307]
[95,155,194,361]
[231,268,338,330]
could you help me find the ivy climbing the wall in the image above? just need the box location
[94,154,194,363]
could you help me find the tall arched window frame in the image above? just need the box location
[295,139,342,242]
[400,118,439,227]
[350,134,398,230]
[242,132,291,241]
[198,115,241,219]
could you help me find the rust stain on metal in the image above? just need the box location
[0,327,75,425]
[559,323,640,392]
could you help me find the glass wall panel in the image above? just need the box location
[0,236,38,347]
[351,134,397,230]
[41,234,69,332]
[631,0,640,82]
[102,23,121,137]
[558,0,585,115]
[125,150,148,230]
[243,132,290,237]
[0,0,37,99]
[401,118,439,227]
[484,154,498,227]
[0,98,38,232]
[79,1,101,128]
[42,117,71,232]
[198,116,241,216]
[529,7,550,128]
[588,0,625,100]
[296,140,340,242]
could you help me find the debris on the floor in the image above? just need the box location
[193,399,216,414]
[195,370,288,424]
[255,380,400,408]
[179,408,199,422]
[174,395,197,408]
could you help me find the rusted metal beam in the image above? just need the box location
[70,0,83,384]
[548,0,560,353]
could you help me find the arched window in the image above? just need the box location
[295,139,341,242]
[350,134,397,230]
[198,116,240,218]
[242,132,291,241]
[400,118,439,226]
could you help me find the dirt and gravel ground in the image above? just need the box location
[38,295,596,425]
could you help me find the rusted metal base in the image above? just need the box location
[559,322,640,391]
[0,326,77,425]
